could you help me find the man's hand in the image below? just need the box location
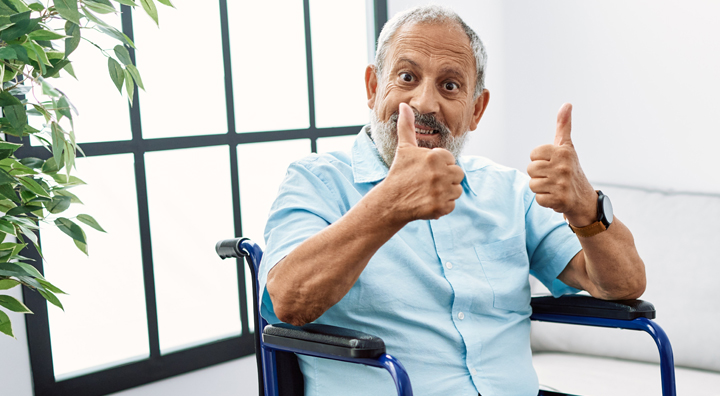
[383,103,465,223]
[527,103,597,227]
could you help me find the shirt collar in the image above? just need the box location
[351,125,476,195]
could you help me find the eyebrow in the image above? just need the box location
[439,67,466,80]
[396,57,420,68]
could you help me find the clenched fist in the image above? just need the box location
[383,103,465,222]
[527,103,597,227]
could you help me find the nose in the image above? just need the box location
[408,79,440,116]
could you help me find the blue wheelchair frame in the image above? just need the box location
[217,238,676,396]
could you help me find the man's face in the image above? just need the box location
[365,21,489,164]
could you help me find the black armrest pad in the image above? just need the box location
[263,323,386,359]
[531,295,656,320]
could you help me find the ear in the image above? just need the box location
[468,89,490,131]
[365,64,378,110]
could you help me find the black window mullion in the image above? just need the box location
[121,4,162,360]
[218,0,250,337]
[303,0,319,153]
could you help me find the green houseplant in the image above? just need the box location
[0,0,170,338]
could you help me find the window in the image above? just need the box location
[17,1,388,395]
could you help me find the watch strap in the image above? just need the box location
[567,220,607,238]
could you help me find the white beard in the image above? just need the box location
[369,109,469,167]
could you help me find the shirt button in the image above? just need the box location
[458,312,465,320]
[445,262,453,270]
[470,368,477,375]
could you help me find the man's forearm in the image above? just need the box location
[266,184,406,326]
[559,216,646,300]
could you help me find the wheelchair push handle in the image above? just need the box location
[215,237,250,259]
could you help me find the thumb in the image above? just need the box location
[396,103,417,148]
[554,103,573,146]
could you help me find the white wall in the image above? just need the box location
[390,0,720,195]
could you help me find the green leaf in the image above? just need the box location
[0,46,16,60]
[53,189,82,204]
[0,184,18,202]
[0,279,20,290]
[107,56,124,92]
[140,0,158,26]
[62,62,77,79]
[0,12,38,42]
[45,195,70,214]
[18,177,50,198]
[0,142,22,153]
[113,0,137,6]
[113,44,131,65]
[0,199,16,213]
[0,262,34,277]
[14,262,43,279]
[19,157,43,169]
[125,64,144,90]
[26,0,43,12]
[5,0,29,13]
[57,95,72,121]
[123,67,134,104]
[37,279,66,294]
[91,17,134,48]
[0,218,15,235]
[0,90,21,106]
[39,288,63,310]
[64,21,81,57]
[73,238,87,255]
[156,0,173,7]
[53,0,81,25]
[77,214,105,232]
[28,29,66,40]
[3,104,26,135]
[54,217,86,243]
[51,122,64,166]
[0,294,31,313]
[0,309,13,337]
[41,157,60,174]
[51,174,85,186]
[8,44,28,63]
[83,0,116,14]
[0,0,18,14]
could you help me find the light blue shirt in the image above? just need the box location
[259,127,582,396]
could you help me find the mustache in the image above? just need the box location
[388,110,451,136]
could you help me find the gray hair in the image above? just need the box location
[374,5,487,99]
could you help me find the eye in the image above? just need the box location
[444,82,459,91]
[400,72,413,82]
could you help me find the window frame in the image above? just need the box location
[15,1,388,395]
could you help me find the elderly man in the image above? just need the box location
[259,5,645,396]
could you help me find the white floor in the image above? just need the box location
[534,352,720,396]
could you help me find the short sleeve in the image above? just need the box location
[258,157,345,323]
[524,185,583,297]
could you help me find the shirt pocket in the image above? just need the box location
[474,233,531,312]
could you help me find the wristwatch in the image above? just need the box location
[567,190,613,237]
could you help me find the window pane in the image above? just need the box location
[317,134,357,154]
[237,139,312,332]
[42,154,148,380]
[310,0,371,128]
[145,146,241,354]
[228,1,309,133]
[29,14,131,145]
[133,4,227,139]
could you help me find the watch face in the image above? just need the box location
[602,195,614,224]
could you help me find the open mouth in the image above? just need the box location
[415,125,438,135]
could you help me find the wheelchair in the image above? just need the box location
[216,238,676,396]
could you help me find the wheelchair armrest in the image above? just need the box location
[263,323,386,359]
[531,295,656,320]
